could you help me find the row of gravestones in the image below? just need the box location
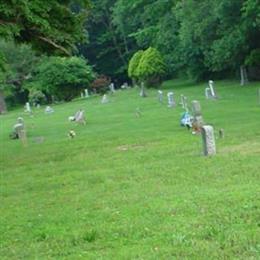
[13,80,219,155]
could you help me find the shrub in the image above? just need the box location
[128,47,166,87]
[28,89,46,105]
[26,56,95,101]
[90,75,111,94]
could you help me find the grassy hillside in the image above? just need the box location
[0,80,260,259]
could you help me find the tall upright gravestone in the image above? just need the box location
[158,90,163,103]
[192,100,204,131]
[167,92,175,107]
[201,125,216,156]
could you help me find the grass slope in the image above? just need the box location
[0,80,260,259]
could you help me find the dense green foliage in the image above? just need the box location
[26,57,94,101]
[0,41,39,105]
[128,50,144,81]
[0,0,90,55]
[81,0,259,81]
[128,48,166,86]
[1,79,260,258]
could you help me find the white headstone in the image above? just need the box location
[167,92,175,107]
[208,80,217,98]
[84,89,89,98]
[45,106,54,114]
[81,92,84,98]
[25,102,31,113]
[101,94,109,104]
[158,90,163,103]
[109,83,116,93]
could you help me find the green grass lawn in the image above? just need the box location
[0,80,260,259]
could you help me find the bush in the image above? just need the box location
[28,89,46,105]
[90,75,111,94]
[128,47,166,87]
[26,56,95,101]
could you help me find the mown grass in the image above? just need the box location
[0,80,260,259]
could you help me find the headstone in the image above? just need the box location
[208,80,217,99]
[240,65,248,86]
[75,110,86,125]
[183,96,188,111]
[140,82,147,97]
[13,117,27,145]
[81,92,84,98]
[25,102,32,113]
[201,125,216,156]
[205,87,212,99]
[109,83,116,93]
[158,90,163,103]
[84,89,89,98]
[167,92,175,107]
[36,104,41,109]
[101,94,109,104]
[191,100,204,131]
[45,106,54,114]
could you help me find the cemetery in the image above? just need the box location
[0,0,259,259]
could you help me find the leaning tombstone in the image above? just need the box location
[191,100,204,132]
[101,94,109,104]
[167,92,175,107]
[158,90,163,103]
[140,82,147,97]
[201,125,216,156]
[208,80,217,99]
[84,89,89,98]
[75,109,86,125]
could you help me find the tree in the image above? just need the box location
[0,40,39,106]
[128,50,144,85]
[25,56,94,101]
[0,0,90,55]
[128,47,166,87]
[0,0,90,112]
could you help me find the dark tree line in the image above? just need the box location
[80,0,259,83]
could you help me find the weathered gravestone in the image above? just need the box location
[201,125,216,156]
[81,92,84,98]
[180,95,188,111]
[25,102,32,114]
[140,82,147,97]
[109,83,116,93]
[12,117,27,145]
[101,94,109,104]
[205,87,212,99]
[158,90,163,103]
[208,80,217,99]
[167,92,175,107]
[84,89,89,98]
[191,100,204,131]
[45,106,54,114]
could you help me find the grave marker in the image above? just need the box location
[158,90,163,103]
[167,92,175,107]
[201,125,216,156]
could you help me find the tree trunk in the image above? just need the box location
[0,90,7,114]
[240,65,248,86]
